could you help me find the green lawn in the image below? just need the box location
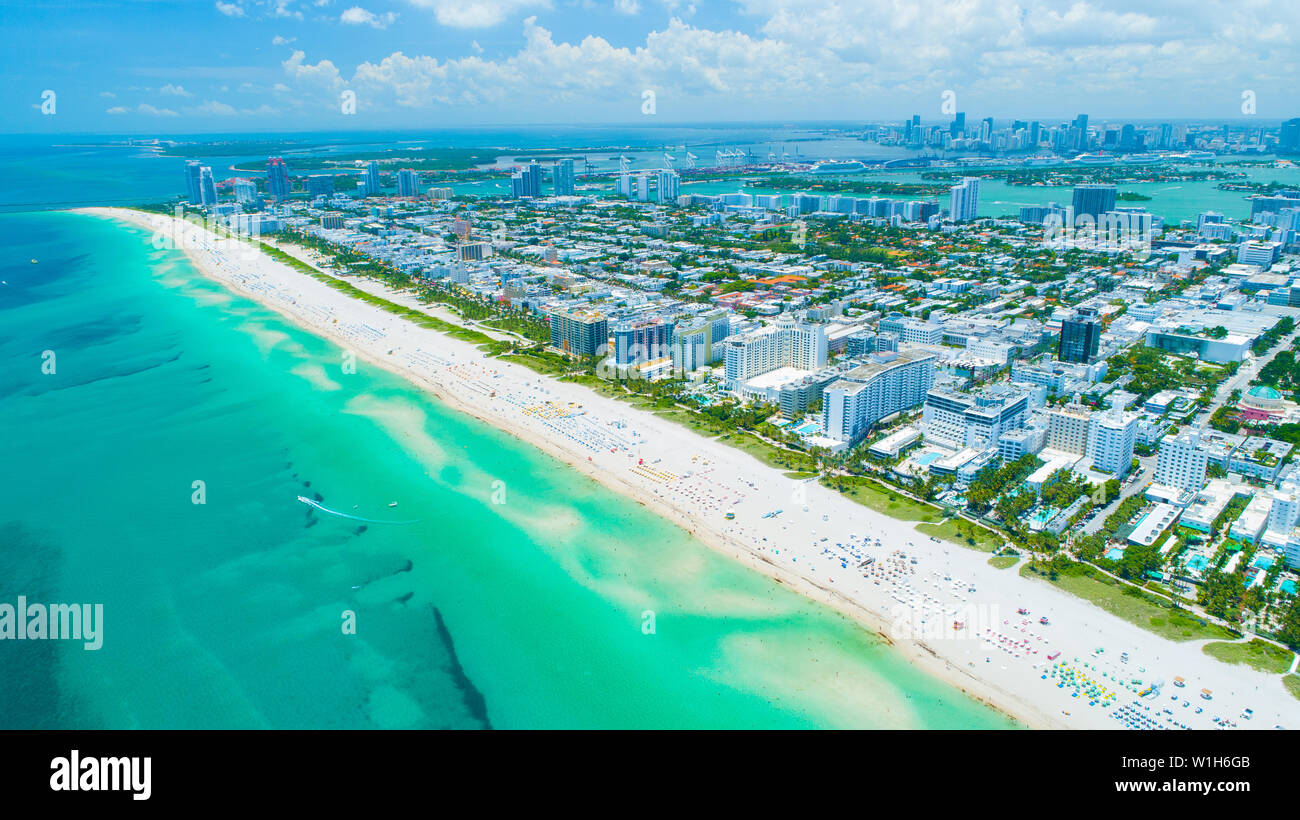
[1202,639,1295,674]
[1285,675,1300,702]
[820,476,945,523]
[1020,561,1239,642]
[988,554,1020,569]
[916,518,1004,552]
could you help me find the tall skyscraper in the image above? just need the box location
[1158,123,1174,150]
[266,157,291,201]
[656,169,679,202]
[1073,114,1090,151]
[951,111,965,137]
[948,177,980,222]
[552,158,575,196]
[1058,308,1101,363]
[1072,184,1117,221]
[397,168,420,197]
[363,161,382,196]
[510,162,542,198]
[184,161,203,205]
[1281,118,1300,154]
[198,166,217,207]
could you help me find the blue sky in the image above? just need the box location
[4,0,1298,133]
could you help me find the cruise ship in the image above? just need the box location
[811,160,866,174]
[1071,152,1116,166]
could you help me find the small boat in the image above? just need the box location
[30,258,38,264]
[388,502,398,508]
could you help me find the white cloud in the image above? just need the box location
[159,83,193,97]
[614,0,640,14]
[269,0,304,19]
[136,103,179,116]
[341,6,398,27]
[215,1,244,17]
[100,91,116,98]
[407,0,551,29]
[272,34,297,45]
[195,99,239,115]
[270,1,1300,120]
[106,106,128,114]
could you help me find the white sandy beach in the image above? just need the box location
[84,207,1299,730]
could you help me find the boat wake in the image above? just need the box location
[297,496,420,525]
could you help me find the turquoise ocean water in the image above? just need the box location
[0,210,1013,729]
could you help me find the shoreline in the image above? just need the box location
[77,206,1297,731]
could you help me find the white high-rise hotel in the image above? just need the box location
[1155,429,1209,493]
[1088,408,1139,478]
[822,351,937,445]
[723,316,827,387]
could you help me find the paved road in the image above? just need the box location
[1079,452,1158,536]
[1190,323,1300,427]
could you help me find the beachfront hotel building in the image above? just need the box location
[723,316,828,389]
[670,311,731,373]
[1087,408,1139,477]
[613,319,674,368]
[921,386,1030,450]
[1045,400,1093,456]
[185,160,203,205]
[1155,429,1209,493]
[820,351,937,445]
[548,308,609,358]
